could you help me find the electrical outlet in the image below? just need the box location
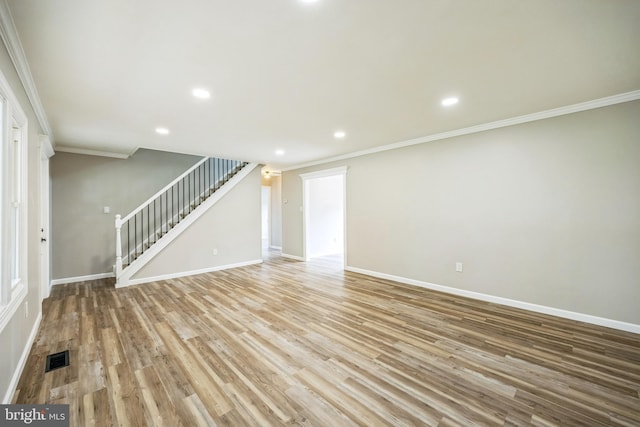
[213,248,218,256]
[456,262,463,272]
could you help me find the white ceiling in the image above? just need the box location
[6,0,640,170]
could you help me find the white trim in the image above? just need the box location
[0,58,29,330]
[0,2,52,139]
[345,266,640,334]
[39,138,52,300]
[269,245,282,250]
[117,163,260,287]
[55,145,134,159]
[0,64,24,121]
[50,272,114,286]
[38,135,54,159]
[127,259,263,287]
[283,90,640,172]
[281,253,305,261]
[0,284,26,333]
[299,166,348,180]
[2,310,41,404]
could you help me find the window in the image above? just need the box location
[0,69,28,332]
[10,125,22,288]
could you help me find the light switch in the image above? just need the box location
[103,206,111,214]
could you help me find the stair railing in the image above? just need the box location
[115,157,248,277]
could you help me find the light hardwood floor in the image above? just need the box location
[13,253,640,426]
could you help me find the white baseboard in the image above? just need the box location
[51,272,115,286]
[281,253,305,262]
[269,245,283,250]
[127,259,263,287]
[3,311,42,404]
[345,266,640,334]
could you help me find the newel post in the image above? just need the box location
[115,214,123,279]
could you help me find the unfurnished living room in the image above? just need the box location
[0,1,639,426]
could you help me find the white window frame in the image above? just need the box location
[0,68,28,333]
[10,125,23,289]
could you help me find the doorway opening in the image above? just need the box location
[301,167,347,266]
[261,186,271,250]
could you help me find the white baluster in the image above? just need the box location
[115,214,122,279]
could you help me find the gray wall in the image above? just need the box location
[0,39,45,401]
[133,167,262,279]
[282,100,640,325]
[51,149,200,279]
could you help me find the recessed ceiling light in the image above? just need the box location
[334,131,346,139]
[155,127,170,135]
[192,88,211,99]
[441,97,459,107]
[275,149,285,156]
[300,0,319,3]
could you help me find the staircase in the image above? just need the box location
[114,156,257,287]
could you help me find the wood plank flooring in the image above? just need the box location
[13,253,640,426]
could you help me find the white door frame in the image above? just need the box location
[299,166,348,263]
[39,135,54,300]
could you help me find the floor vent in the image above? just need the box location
[45,350,69,372]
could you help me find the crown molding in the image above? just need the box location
[282,90,640,172]
[299,166,348,181]
[56,145,133,159]
[0,1,53,138]
[38,134,54,158]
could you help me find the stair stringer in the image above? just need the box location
[116,162,259,288]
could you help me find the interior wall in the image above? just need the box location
[261,174,283,249]
[0,39,45,402]
[282,100,640,325]
[307,175,343,258]
[50,149,201,279]
[261,186,270,248]
[132,167,262,279]
[270,175,282,249]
